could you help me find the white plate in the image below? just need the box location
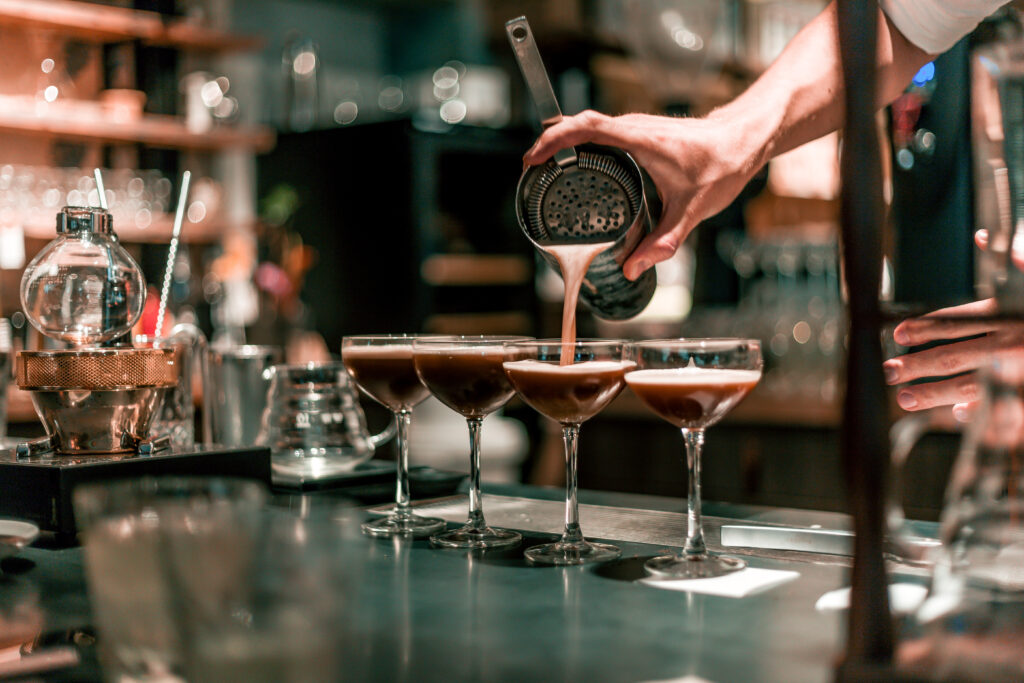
[0,519,40,559]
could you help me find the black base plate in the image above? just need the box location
[271,459,465,502]
[0,444,272,537]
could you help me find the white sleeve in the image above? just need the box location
[880,0,1010,54]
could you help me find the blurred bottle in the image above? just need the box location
[282,33,320,132]
[0,318,11,440]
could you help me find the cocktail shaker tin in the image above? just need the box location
[507,16,656,320]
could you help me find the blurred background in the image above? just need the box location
[0,0,1007,518]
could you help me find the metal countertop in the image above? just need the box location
[12,484,935,682]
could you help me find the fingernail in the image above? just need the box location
[953,405,969,422]
[883,362,899,384]
[893,328,910,346]
[897,391,918,409]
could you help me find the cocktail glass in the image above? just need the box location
[342,335,445,537]
[625,338,762,578]
[503,339,631,565]
[413,336,529,549]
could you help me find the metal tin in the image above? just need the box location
[506,16,656,320]
[515,144,657,319]
[206,345,282,448]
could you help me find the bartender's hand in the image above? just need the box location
[975,228,1024,271]
[884,229,1024,420]
[522,2,930,281]
[523,111,764,281]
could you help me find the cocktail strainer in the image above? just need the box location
[507,16,656,319]
[522,147,643,242]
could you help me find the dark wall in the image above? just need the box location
[580,416,956,521]
[257,121,535,352]
[890,38,975,306]
[257,122,417,350]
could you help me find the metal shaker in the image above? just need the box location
[507,16,657,319]
[206,345,281,448]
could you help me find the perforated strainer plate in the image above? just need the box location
[528,150,643,240]
[17,348,178,390]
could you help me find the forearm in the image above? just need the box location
[709,1,933,169]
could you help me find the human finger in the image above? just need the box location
[884,334,1002,384]
[973,228,1024,270]
[952,401,977,423]
[622,200,691,280]
[894,373,982,411]
[892,298,998,346]
[523,111,640,166]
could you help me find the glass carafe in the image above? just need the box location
[20,207,145,345]
[258,362,397,484]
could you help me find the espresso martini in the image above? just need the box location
[625,366,761,430]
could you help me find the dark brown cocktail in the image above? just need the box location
[413,346,515,418]
[341,335,444,538]
[625,368,761,430]
[413,337,529,549]
[342,344,430,413]
[625,339,762,579]
[502,339,630,566]
[502,359,633,424]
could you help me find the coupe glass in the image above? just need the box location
[342,335,445,538]
[625,339,762,578]
[503,339,631,565]
[413,336,529,549]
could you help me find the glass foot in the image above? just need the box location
[644,553,745,579]
[525,539,621,566]
[430,523,522,549]
[361,513,446,538]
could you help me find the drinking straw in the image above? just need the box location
[93,168,107,209]
[155,170,191,337]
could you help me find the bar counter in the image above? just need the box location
[11,482,935,682]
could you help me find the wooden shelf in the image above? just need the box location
[149,21,264,52]
[0,0,263,53]
[23,213,242,244]
[0,101,275,152]
[423,312,533,336]
[420,254,532,286]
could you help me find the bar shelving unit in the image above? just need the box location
[0,0,262,52]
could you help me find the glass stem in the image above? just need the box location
[394,411,412,518]
[466,417,486,530]
[561,423,584,545]
[682,428,707,558]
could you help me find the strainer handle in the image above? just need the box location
[506,16,577,167]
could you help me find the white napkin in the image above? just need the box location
[638,567,800,598]
[815,583,928,614]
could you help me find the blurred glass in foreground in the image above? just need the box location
[73,478,267,682]
[898,355,1024,680]
[75,479,363,683]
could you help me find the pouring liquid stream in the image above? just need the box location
[542,241,614,365]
